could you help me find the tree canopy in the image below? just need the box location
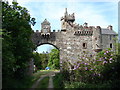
[2,1,36,88]
[48,49,60,69]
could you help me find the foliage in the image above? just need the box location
[33,48,60,70]
[118,43,120,54]
[48,49,60,69]
[40,53,49,69]
[2,1,36,88]
[53,73,64,88]
[33,52,41,70]
[37,77,49,88]
[33,52,49,70]
[62,48,119,87]
[64,81,114,88]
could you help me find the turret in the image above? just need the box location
[61,8,75,31]
[41,19,51,36]
[64,8,75,22]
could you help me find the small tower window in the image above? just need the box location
[95,37,97,40]
[110,35,112,40]
[110,43,112,48]
[83,43,87,49]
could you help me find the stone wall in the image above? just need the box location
[31,9,117,71]
[101,34,116,51]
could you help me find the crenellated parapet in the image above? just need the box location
[74,23,93,36]
[61,8,75,31]
[61,8,75,22]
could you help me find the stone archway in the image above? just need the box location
[37,43,60,51]
[36,43,61,70]
[30,8,117,73]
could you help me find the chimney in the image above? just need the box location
[96,26,101,29]
[108,25,112,30]
[36,30,39,33]
[83,22,88,27]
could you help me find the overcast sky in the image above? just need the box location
[8,0,119,53]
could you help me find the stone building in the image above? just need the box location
[32,8,117,69]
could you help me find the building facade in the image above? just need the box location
[32,8,117,69]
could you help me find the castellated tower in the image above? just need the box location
[41,19,51,36]
[61,8,75,31]
[92,26,102,52]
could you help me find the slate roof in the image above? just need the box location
[101,28,117,35]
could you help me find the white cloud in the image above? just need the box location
[7,0,118,32]
[76,7,109,27]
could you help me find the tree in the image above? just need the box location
[2,1,36,88]
[39,53,49,69]
[33,52,41,70]
[48,49,60,69]
[33,52,49,70]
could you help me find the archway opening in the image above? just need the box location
[33,43,60,72]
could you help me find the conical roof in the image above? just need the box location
[41,19,50,25]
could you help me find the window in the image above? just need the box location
[95,37,97,40]
[83,43,87,49]
[110,35,112,40]
[110,43,112,48]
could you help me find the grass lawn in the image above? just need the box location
[53,73,64,88]
[37,76,49,88]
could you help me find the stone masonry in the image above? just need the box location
[32,8,117,70]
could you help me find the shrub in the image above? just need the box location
[62,48,118,84]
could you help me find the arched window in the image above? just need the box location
[83,43,87,49]
[110,43,112,48]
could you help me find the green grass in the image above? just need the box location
[33,70,55,82]
[37,77,49,88]
[53,73,64,88]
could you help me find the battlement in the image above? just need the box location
[74,22,94,35]
[74,30,93,36]
[65,13,75,22]
[61,8,75,23]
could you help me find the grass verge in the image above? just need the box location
[53,73,64,88]
[37,76,49,88]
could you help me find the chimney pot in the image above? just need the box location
[108,25,112,30]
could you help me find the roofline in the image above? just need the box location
[101,34,118,35]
